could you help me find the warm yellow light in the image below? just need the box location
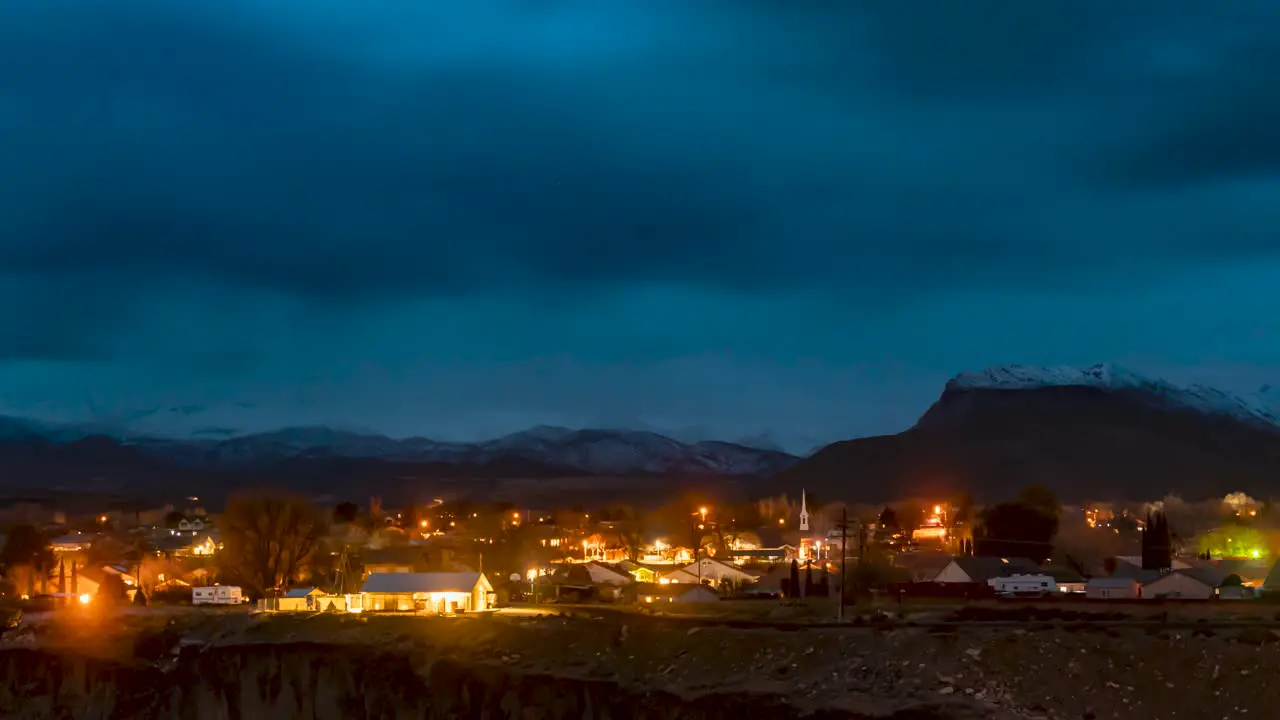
[526,568,538,581]
[419,519,428,528]
[513,512,519,519]
[78,593,90,605]
[658,577,671,585]
[934,505,942,515]
[98,515,107,523]
[778,518,785,525]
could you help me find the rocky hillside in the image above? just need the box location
[777,365,1280,503]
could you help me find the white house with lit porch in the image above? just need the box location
[359,572,495,613]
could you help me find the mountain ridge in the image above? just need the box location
[0,417,801,480]
[780,363,1280,503]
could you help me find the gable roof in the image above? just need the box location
[1263,560,1280,591]
[283,587,324,598]
[948,557,1039,583]
[361,572,485,594]
[1086,577,1140,588]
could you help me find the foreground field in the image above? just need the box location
[3,602,1280,718]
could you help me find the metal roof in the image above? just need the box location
[283,587,323,598]
[360,572,484,594]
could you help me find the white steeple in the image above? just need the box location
[799,489,809,532]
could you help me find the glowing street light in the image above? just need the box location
[419,519,429,529]
[699,507,708,523]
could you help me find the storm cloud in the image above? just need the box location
[0,0,1277,448]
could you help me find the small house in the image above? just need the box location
[932,557,1039,584]
[1085,577,1141,600]
[360,572,494,613]
[276,587,326,611]
[1142,568,1220,599]
[635,583,719,604]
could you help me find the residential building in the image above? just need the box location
[1085,577,1141,599]
[635,583,720,604]
[663,557,757,588]
[932,557,1039,584]
[1142,567,1223,599]
[360,572,494,613]
[275,587,326,611]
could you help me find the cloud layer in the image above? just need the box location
[1,1,1277,448]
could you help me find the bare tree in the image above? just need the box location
[219,490,327,597]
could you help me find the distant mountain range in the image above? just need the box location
[780,363,1280,503]
[7,362,1280,506]
[0,416,801,485]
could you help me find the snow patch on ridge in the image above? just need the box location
[949,363,1280,429]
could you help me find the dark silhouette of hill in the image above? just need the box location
[776,385,1280,503]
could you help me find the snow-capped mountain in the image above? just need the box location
[947,363,1280,430]
[0,412,799,477]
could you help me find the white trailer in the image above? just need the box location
[192,586,243,605]
[988,574,1057,597]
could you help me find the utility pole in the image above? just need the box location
[837,507,849,622]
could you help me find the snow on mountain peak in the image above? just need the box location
[947,363,1146,391]
[947,363,1279,429]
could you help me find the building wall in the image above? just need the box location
[1144,574,1214,599]
[1085,583,1139,600]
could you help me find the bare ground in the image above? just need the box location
[6,601,1280,718]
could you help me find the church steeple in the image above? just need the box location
[799,489,809,532]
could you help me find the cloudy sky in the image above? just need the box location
[1,1,1277,451]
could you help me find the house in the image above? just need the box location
[664,558,757,588]
[1041,565,1086,594]
[615,559,659,583]
[360,572,494,613]
[634,582,720,604]
[659,568,701,585]
[276,587,326,611]
[1261,559,1280,595]
[176,518,206,534]
[932,557,1039,584]
[1142,568,1222,599]
[1085,577,1141,600]
[893,552,955,582]
[50,532,90,553]
[545,562,634,601]
[725,546,798,564]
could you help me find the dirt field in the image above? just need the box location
[6,601,1280,718]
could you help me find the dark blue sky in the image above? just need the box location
[1,1,1278,450]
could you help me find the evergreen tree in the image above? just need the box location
[1142,511,1173,570]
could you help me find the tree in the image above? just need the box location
[951,491,975,524]
[1,524,53,596]
[332,502,359,524]
[1142,511,1173,570]
[612,505,647,561]
[1018,484,1060,519]
[163,510,186,529]
[877,507,899,530]
[975,497,1058,561]
[1,524,52,571]
[219,490,328,598]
